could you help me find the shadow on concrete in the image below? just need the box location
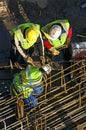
[0,19,11,65]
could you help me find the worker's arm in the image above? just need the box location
[42,35,53,49]
[14,35,27,59]
[14,35,34,65]
[42,35,60,55]
[65,27,73,48]
[67,27,73,39]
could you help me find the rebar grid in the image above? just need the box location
[0,60,86,130]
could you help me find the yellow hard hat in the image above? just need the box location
[25,27,38,44]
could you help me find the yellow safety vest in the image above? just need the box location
[41,19,70,48]
[12,23,40,49]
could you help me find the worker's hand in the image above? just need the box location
[41,64,52,75]
[49,47,60,55]
[26,57,34,66]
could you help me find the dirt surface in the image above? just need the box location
[7,0,86,41]
[0,0,86,65]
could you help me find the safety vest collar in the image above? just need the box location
[41,19,70,48]
[12,23,40,50]
[42,19,69,37]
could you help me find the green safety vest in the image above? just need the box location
[12,23,40,49]
[41,19,70,48]
[12,65,43,98]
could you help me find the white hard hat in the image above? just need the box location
[49,25,62,40]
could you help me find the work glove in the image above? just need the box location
[49,47,60,55]
[26,57,34,66]
[40,64,52,75]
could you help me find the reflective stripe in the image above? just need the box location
[62,20,68,31]
[19,74,42,87]
[26,65,42,86]
[15,26,28,47]
[19,74,23,84]
[26,65,32,85]
[28,77,42,86]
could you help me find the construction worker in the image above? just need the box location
[12,64,43,108]
[41,19,72,68]
[10,22,42,68]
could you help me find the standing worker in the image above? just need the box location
[10,22,43,68]
[41,19,73,68]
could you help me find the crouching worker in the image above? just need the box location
[11,65,43,108]
[41,19,72,68]
[10,22,41,69]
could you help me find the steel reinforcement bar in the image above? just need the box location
[0,60,86,130]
